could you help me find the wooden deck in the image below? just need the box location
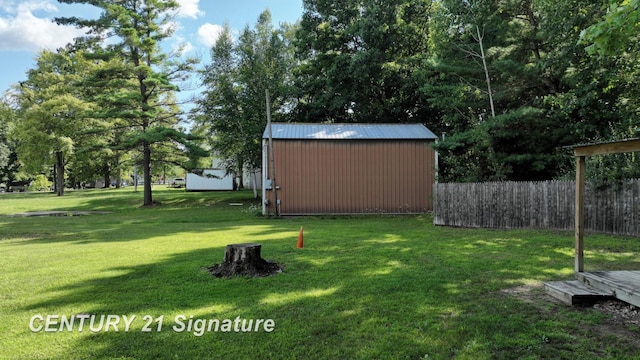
[553,140,640,307]
[544,280,613,305]
[545,271,640,307]
[576,271,640,307]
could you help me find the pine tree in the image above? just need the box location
[56,0,200,205]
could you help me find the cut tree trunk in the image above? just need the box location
[208,243,282,278]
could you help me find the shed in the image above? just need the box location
[261,123,438,215]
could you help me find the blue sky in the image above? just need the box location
[0,0,304,98]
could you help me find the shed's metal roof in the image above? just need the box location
[263,123,438,140]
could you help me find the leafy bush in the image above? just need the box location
[31,174,52,192]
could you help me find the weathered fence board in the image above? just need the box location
[433,180,640,237]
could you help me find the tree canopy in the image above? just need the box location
[3,0,639,190]
[10,49,97,195]
[194,10,295,188]
[53,0,203,204]
[292,0,433,123]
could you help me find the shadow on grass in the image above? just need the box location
[20,217,640,359]
[6,190,640,358]
[0,187,258,213]
[0,190,267,245]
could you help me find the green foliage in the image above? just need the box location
[30,174,52,191]
[9,49,97,195]
[577,0,640,184]
[3,0,637,187]
[56,0,203,205]
[435,107,571,181]
[294,0,432,123]
[0,100,19,185]
[286,0,640,182]
[426,0,639,182]
[195,11,294,182]
[580,0,640,56]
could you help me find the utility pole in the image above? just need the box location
[266,89,279,216]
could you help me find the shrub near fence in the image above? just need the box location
[433,180,640,237]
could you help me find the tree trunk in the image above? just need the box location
[55,151,64,196]
[237,164,244,189]
[103,163,111,189]
[208,243,282,278]
[115,153,122,189]
[251,169,258,199]
[52,164,57,193]
[476,25,495,119]
[224,243,263,263]
[143,142,153,206]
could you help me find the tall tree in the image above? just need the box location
[294,0,432,123]
[578,0,640,183]
[195,23,240,177]
[426,0,627,182]
[10,49,95,195]
[235,11,293,182]
[425,0,537,180]
[57,0,200,206]
[0,99,19,188]
[195,11,294,188]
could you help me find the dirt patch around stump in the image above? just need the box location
[207,260,283,278]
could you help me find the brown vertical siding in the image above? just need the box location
[265,140,435,215]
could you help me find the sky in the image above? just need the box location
[0,0,304,100]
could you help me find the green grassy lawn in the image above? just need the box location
[1,188,640,359]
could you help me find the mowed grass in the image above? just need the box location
[1,188,640,359]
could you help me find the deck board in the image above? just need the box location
[577,271,640,308]
[544,280,613,305]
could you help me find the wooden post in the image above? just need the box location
[575,155,585,273]
[566,138,640,274]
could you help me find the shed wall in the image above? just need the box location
[265,140,435,214]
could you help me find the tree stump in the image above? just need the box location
[208,243,282,278]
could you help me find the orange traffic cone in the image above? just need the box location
[297,226,304,248]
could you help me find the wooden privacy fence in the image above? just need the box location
[433,180,640,236]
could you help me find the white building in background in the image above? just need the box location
[186,155,261,192]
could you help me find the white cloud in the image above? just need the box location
[0,0,86,51]
[162,20,179,35]
[197,23,224,48]
[180,41,194,54]
[175,0,204,19]
[169,35,193,56]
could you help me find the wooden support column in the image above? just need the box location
[565,138,640,275]
[575,155,585,273]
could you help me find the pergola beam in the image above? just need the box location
[572,138,640,157]
[569,137,640,274]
